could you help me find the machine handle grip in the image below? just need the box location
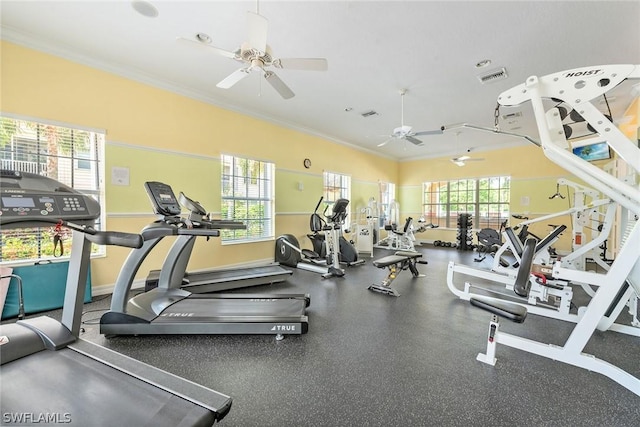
[313,196,324,213]
[85,231,144,249]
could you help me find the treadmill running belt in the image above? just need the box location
[156,297,307,322]
[0,349,217,427]
[187,265,291,283]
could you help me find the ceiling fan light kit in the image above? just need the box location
[449,132,486,166]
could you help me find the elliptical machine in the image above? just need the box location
[307,197,363,266]
[275,197,359,278]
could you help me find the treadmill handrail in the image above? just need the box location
[177,228,221,236]
[189,293,311,300]
[69,339,232,418]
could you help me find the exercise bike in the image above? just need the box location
[474,218,509,263]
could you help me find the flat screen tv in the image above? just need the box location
[572,141,611,162]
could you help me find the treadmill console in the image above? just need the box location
[144,181,181,217]
[0,170,101,226]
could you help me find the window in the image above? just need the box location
[378,181,396,228]
[422,176,510,228]
[0,116,105,262]
[221,154,274,242]
[476,176,511,229]
[323,171,350,203]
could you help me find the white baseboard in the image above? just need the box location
[90,257,276,297]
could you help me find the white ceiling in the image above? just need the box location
[2,1,639,161]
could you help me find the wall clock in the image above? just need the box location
[303,158,311,169]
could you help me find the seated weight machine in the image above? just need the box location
[491,180,617,277]
[450,197,621,324]
[465,64,640,397]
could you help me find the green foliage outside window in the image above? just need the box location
[423,176,510,228]
[1,115,104,262]
[221,154,274,242]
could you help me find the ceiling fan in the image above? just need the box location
[177,8,327,99]
[450,132,484,166]
[377,89,443,147]
[450,155,485,167]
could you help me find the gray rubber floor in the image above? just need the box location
[12,246,640,426]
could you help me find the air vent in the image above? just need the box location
[477,67,508,84]
[361,110,378,117]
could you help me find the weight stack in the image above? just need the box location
[457,213,474,251]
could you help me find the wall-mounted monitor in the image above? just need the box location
[572,141,611,162]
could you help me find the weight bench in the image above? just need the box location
[368,251,426,297]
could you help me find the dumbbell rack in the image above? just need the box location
[457,213,474,251]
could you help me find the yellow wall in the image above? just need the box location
[1,41,398,287]
[3,41,629,287]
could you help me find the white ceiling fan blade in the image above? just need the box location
[273,58,328,71]
[413,128,444,137]
[377,138,394,147]
[247,11,268,53]
[176,37,237,59]
[216,68,250,89]
[451,155,484,166]
[404,135,424,146]
[453,155,471,162]
[264,70,295,99]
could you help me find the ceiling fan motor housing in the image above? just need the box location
[241,44,273,66]
[393,125,412,136]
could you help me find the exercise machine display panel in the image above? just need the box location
[0,170,100,225]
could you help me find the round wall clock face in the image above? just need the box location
[303,158,311,169]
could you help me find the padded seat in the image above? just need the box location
[373,252,421,268]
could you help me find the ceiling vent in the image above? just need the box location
[361,110,379,117]
[477,67,508,84]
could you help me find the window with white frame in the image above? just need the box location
[0,115,105,262]
[378,181,396,228]
[422,176,510,229]
[323,171,350,203]
[221,154,275,242]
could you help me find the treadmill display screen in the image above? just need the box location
[159,193,175,203]
[2,196,36,208]
[144,181,182,216]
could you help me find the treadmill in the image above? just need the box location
[146,188,293,294]
[100,181,310,339]
[0,170,232,426]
